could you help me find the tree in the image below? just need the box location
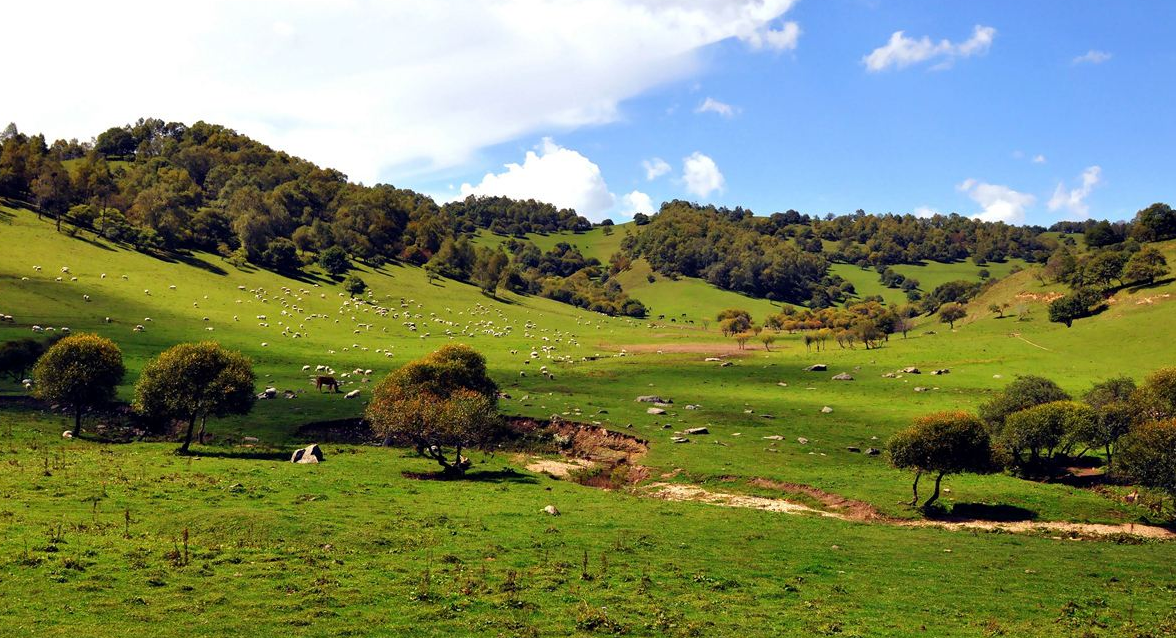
[734,331,753,350]
[1131,202,1176,243]
[1048,288,1103,327]
[717,308,752,336]
[366,344,503,475]
[978,375,1070,428]
[1086,250,1127,288]
[0,337,58,384]
[1133,367,1176,423]
[988,303,1004,318]
[1116,420,1176,501]
[472,247,509,296]
[937,302,966,329]
[1123,246,1169,285]
[134,342,256,453]
[318,245,351,276]
[995,401,1095,474]
[1082,376,1137,470]
[887,411,995,509]
[760,333,776,351]
[343,274,367,298]
[32,334,125,437]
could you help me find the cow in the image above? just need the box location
[314,376,340,393]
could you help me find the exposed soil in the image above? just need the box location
[748,478,887,521]
[601,342,754,356]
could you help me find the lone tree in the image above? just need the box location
[1123,246,1170,286]
[318,245,351,277]
[1116,420,1176,506]
[887,411,996,509]
[978,375,1070,428]
[937,302,966,329]
[366,344,503,476]
[32,333,125,437]
[343,274,367,298]
[1048,288,1103,327]
[134,342,256,453]
[995,401,1095,475]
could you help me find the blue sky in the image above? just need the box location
[6,1,1174,224]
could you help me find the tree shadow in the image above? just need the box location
[1124,277,1176,293]
[402,468,538,484]
[182,448,291,461]
[171,252,228,275]
[72,234,118,252]
[932,503,1038,522]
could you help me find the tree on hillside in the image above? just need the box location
[760,332,776,351]
[937,302,966,329]
[887,411,996,509]
[1116,420,1176,503]
[472,247,509,297]
[995,401,1095,475]
[366,344,502,476]
[1130,202,1176,243]
[717,309,752,336]
[134,342,256,453]
[318,245,351,276]
[978,375,1070,428]
[32,334,125,438]
[0,337,59,384]
[1123,246,1170,285]
[1086,251,1127,289]
[344,274,367,298]
[1132,367,1176,423]
[1081,377,1137,470]
[988,303,1005,318]
[1048,287,1103,327]
[31,159,72,232]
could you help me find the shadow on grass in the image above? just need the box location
[933,503,1038,522]
[402,468,538,484]
[1124,277,1176,293]
[182,448,291,461]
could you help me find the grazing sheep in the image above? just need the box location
[83,294,91,302]
[261,342,269,347]
[121,274,128,279]
[61,266,69,273]
[133,324,145,332]
[144,317,152,322]
[104,317,111,323]
[31,325,43,332]
[144,289,150,295]
[34,266,41,271]
[344,389,361,399]
[101,273,106,279]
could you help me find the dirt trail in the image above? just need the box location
[645,482,1176,540]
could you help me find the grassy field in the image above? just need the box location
[3,205,1176,636]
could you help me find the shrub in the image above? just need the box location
[978,375,1070,428]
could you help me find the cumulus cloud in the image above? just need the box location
[1048,166,1102,219]
[863,25,996,72]
[1073,50,1112,65]
[682,152,726,199]
[620,191,656,218]
[958,178,1035,223]
[643,157,672,181]
[913,206,941,219]
[695,97,740,118]
[2,0,801,185]
[460,138,615,219]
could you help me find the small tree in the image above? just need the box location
[978,375,1070,428]
[938,302,966,329]
[134,342,256,453]
[1048,288,1103,328]
[760,333,776,351]
[366,344,502,475]
[32,333,125,437]
[344,274,367,298]
[1123,246,1170,286]
[1116,420,1176,505]
[318,245,351,276]
[1082,376,1137,469]
[717,309,752,336]
[733,331,752,350]
[995,401,1095,474]
[887,411,995,509]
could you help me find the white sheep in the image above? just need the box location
[83,294,90,302]
[344,389,361,399]
[302,365,311,371]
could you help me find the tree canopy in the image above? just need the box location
[32,333,125,437]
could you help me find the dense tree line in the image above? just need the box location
[442,195,591,236]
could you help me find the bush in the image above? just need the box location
[978,375,1070,428]
[888,411,995,508]
[343,274,367,297]
[1116,420,1176,498]
[995,401,1095,474]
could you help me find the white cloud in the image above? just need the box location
[1047,166,1102,219]
[460,138,615,220]
[1032,154,1047,164]
[913,206,941,219]
[958,178,1035,223]
[695,97,740,118]
[620,191,656,218]
[643,157,672,181]
[1073,50,1112,65]
[2,0,801,185]
[682,152,726,199]
[863,25,996,72]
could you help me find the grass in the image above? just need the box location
[4,205,1176,635]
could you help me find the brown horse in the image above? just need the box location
[315,375,339,393]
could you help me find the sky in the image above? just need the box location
[4,1,1174,225]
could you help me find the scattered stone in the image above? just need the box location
[291,444,324,464]
[684,427,709,435]
[805,364,828,372]
[671,436,690,443]
[832,373,854,381]
[797,437,808,445]
[704,357,722,362]
[931,369,950,375]
[719,361,733,367]
[902,367,921,374]
[243,436,259,443]
[542,505,560,516]
[762,435,785,441]
[636,395,671,404]
[820,406,833,414]
[647,407,666,415]
[684,404,700,410]
[866,448,881,456]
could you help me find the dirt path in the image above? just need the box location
[645,482,1175,540]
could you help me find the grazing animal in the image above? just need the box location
[315,376,340,393]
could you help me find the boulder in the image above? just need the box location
[832,373,854,381]
[291,444,324,464]
[820,406,833,414]
[647,407,666,415]
[805,364,828,372]
[684,427,709,435]
[636,395,671,404]
[542,505,560,516]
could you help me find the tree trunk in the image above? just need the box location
[178,416,197,454]
[922,472,946,509]
[910,471,922,506]
[73,404,83,438]
[197,416,208,444]
[1104,444,1113,472]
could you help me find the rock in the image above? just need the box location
[762,435,785,440]
[647,407,666,415]
[914,387,927,392]
[820,406,833,414]
[684,404,700,410]
[777,382,788,387]
[805,364,828,372]
[846,446,861,453]
[881,372,897,378]
[931,369,950,375]
[243,436,259,443]
[636,395,671,404]
[62,430,73,438]
[542,505,560,516]
[832,373,854,381]
[704,357,722,362]
[865,448,881,456]
[671,436,690,443]
[902,367,921,374]
[291,444,324,464]
[719,361,733,367]
[797,437,808,444]
[684,427,709,435]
